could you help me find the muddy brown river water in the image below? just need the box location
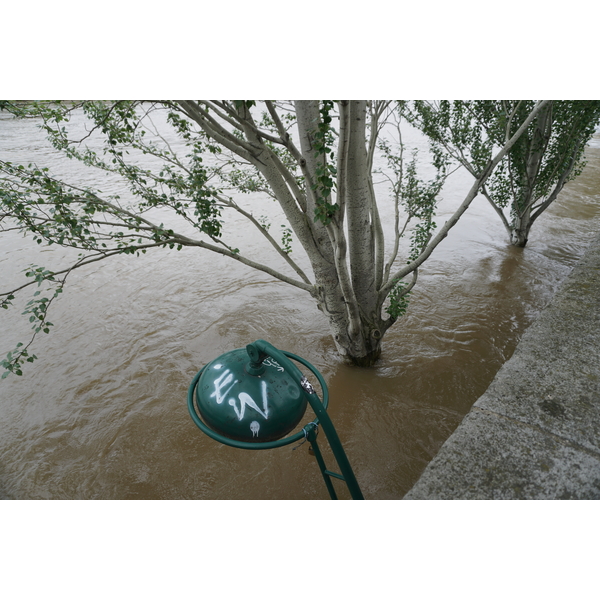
[1,111,599,499]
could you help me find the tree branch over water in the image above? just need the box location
[1,99,570,375]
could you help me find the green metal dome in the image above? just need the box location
[195,345,308,443]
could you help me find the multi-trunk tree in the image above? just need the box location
[1,100,549,375]
[403,100,600,247]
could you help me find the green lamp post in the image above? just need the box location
[187,339,364,500]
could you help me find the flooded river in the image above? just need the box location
[1,109,599,499]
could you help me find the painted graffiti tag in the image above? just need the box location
[263,357,284,372]
[210,365,270,428]
[209,364,239,404]
[228,380,269,421]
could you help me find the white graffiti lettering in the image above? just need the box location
[250,421,260,437]
[228,380,270,421]
[210,369,239,405]
[263,357,284,372]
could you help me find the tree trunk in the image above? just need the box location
[510,221,531,247]
[320,316,385,366]
[294,100,384,366]
[510,206,533,247]
[510,104,552,248]
[310,258,386,367]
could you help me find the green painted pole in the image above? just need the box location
[305,424,338,500]
[252,340,365,500]
[303,390,364,500]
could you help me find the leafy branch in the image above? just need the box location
[1,265,63,378]
[385,278,412,320]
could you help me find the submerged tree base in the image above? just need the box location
[347,347,382,368]
[510,230,530,248]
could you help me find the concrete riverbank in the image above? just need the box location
[405,232,600,499]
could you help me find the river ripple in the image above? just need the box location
[1,111,599,499]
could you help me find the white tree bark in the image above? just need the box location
[181,100,550,364]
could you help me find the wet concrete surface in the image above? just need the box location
[405,232,600,499]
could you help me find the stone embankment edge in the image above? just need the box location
[404,232,600,499]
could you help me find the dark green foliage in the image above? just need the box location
[280,225,293,254]
[0,101,229,376]
[312,101,339,225]
[403,100,600,245]
[4,101,223,244]
[378,137,444,264]
[385,279,411,320]
[483,101,600,222]
[0,265,62,377]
